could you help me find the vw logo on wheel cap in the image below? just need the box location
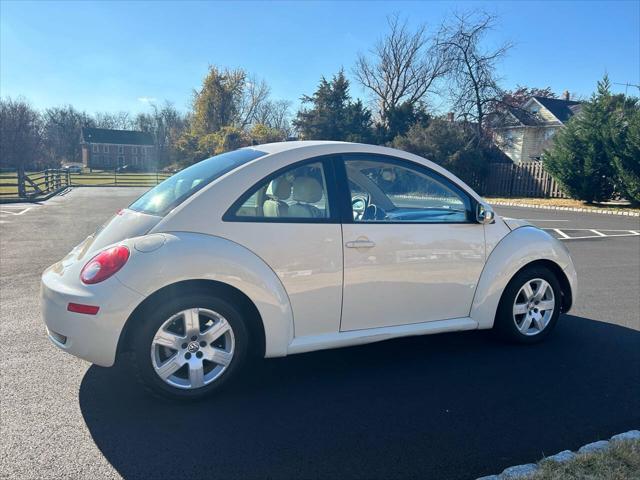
[187,341,200,353]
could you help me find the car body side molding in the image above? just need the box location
[287,317,478,355]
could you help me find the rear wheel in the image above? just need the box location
[494,266,562,343]
[131,294,249,400]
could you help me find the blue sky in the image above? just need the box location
[1,0,639,116]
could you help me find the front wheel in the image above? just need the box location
[131,294,249,400]
[494,266,562,343]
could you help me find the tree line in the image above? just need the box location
[1,11,638,203]
[0,12,517,172]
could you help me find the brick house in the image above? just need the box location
[81,127,156,170]
[491,93,583,163]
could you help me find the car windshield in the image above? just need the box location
[129,148,268,216]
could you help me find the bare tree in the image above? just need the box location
[0,97,44,174]
[438,12,512,136]
[238,75,271,128]
[354,14,449,123]
[94,111,133,129]
[254,99,292,134]
[43,106,94,164]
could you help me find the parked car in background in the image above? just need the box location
[41,141,577,400]
[116,164,144,173]
[62,164,83,174]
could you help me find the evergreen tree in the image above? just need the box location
[294,71,373,142]
[391,116,490,187]
[378,102,429,144]
[544,76,617,203]
[610,105,640,203]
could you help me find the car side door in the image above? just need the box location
[218,156,344,340]
[337,154,486,331]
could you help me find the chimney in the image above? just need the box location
[447,112,455,122]
[562,90,571,101]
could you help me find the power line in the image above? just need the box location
[613,82,640,95]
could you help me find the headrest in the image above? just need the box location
[266,178,291,200]
[292,177,323,203]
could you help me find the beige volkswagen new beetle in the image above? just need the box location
[42,141,577,399]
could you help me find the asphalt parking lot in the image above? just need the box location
[1,187,638,480]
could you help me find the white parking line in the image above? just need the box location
[544,228,640,240]
[0,206,33,216]
[522,219,571,222]
[553,228,570,239]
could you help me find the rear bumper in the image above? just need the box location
[41,263,144,367]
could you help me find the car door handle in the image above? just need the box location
[345,240,376,248]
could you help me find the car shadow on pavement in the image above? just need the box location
[79,315,640,480]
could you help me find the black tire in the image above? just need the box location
[494,265,562,344]
[131,293,250,400]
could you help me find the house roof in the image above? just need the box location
[81,127,155,145]
[532,96,583,123]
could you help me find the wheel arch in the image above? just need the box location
[471,226,576,329]
[116,279,266,361]
[514,259,573,313]
[114,232,295,361]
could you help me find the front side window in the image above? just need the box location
[231,161,331,221]
[92,145,99,153]
[345,156,472,223]
[129,148,267,216]
[103,145,109,153]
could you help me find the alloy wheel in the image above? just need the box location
[512,278,555,336]
[150,308,235,389]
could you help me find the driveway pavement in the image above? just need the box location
[1,188,638,480]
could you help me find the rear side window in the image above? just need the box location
[230,161,331,220]
[129,148,267,216]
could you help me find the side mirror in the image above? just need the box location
[476,203,495,224]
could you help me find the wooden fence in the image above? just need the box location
[474,162,567,198]
[0,169,172,202]
[0,169,70,200]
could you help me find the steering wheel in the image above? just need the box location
[362,203,387,221]
[351,195,368,220]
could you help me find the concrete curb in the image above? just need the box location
[489,201,640,217]
[476,429,640,479]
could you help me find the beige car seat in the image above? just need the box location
[288,177,324,218]
[263,178,292,217]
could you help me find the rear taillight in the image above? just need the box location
[80,245,130,284]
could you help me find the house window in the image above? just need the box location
[141,147,146,156]
[92,145,99,153]
[544,129,556,141]
[118,145,124,154]
[103,145,109,153]
[132,156,138,165]
[132,147,138,154]
[118,155,125,166]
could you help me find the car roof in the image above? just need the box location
[239,141,484,205]
[250,140,351,155]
